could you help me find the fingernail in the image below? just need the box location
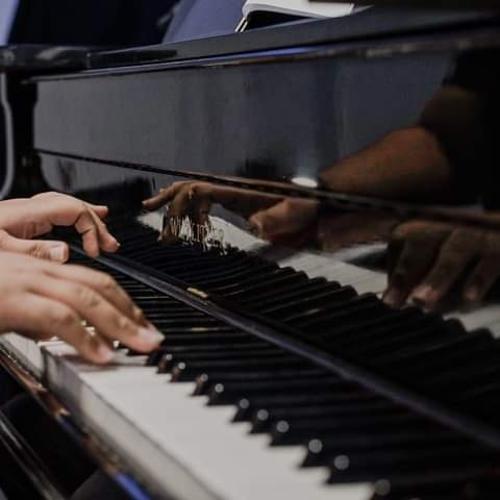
[138,327,163,346]
[409,285,433,307]
[49,244,68,262]
[96,343,114,363]
[248,220,262,237]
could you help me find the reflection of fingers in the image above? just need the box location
[463,257,500,304]
[249,201,289,239]
[159,187,196,242]
[0,230,69,262]
[142,185,179,210]
[29,277,163,353]
[249,199,316,241]
[189,197,212,240]
[169,185,194,217]
[383,237,439,308]
[4,293,114,364]
[46,264,147,326]
[408,231,475,309]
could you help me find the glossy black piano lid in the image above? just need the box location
[30,15,500,201]
[87,8,499,68]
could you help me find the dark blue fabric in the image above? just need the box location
[10,0,177,45]
[163,0,245,43]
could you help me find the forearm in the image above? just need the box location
[319,126,462,204]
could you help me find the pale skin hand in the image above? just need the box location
[0,252,163,364]
[383,220,500,310]
[0,192,120,261]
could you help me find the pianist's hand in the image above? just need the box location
[143,181,318,245]
[0,192,120,259]
[383,220,500,310]
[0,252,163,363]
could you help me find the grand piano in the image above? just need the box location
[1,4,500,499]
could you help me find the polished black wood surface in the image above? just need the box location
[25,16,500,207]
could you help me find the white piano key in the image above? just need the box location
[0,336,373,500]
[445,304,500,333]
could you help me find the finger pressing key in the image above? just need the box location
[7,293,114,364]
[28,277,163,353]
[45,264,148,326]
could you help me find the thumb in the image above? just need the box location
[0,230,69,262]
[249,199,318,241]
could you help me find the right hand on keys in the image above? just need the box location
[0,252,163,364]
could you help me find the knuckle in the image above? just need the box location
[50,307,79,330]
[97,272,117,292]
[391,223,413,241]
[114,313,134,333]
[29,243,48,259]
[73,284,101,308]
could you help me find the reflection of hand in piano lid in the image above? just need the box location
[142,181,320,246]
[384,219,500,312]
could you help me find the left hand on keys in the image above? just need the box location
[0,192,120,261]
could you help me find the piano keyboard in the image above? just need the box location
[3,216,500,499]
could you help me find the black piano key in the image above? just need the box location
[215,269,308,297]
[163,341,269,354]
[381,478,500,500]
[147,317,220,328]
[327,308,434,343]
[375,329,493,368]
[170,357,308,381]
[264,286,358,317]
[175,259,268,283]
[145,332,254,362]
[241,278,335,309]
[146,339,270,362]
[233,391,383,422]
[250,401,405,434]
[191,262,276,287]
[270,413,432,446]
[381,332,496,375]
[193,368,327,395]
[303,428,466,467]
[161,332,252,344]
[291,294,384,329]
[159,347,285,372]
[328,445,497,485]
[352,325,467,361]
[206,377,343,405]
